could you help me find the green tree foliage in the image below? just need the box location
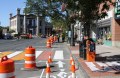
[24,0,114,36]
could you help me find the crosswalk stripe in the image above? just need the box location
[106,62,120,66]
[96,62,107,67]
[85,61,120,72]
[0,52,12,58]
[85,62,99,71]
[53,50,64,60]
[35,51,43,58]
[7,51,23,58]
[11,50,43,60]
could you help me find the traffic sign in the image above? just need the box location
[115,0,120,19]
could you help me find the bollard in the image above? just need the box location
[0,56,15,78]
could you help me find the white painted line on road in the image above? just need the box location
[96,62,107,67]
[85,62,99,71]
[53,50,64,60]
[7,51,22,58]
[106,62,120,66]
[111,61,120,65]
[39,69,45,78]
[36,51,43,58]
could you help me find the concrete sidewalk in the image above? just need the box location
[67,43,120,78]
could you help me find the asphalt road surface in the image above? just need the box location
[0,37,82,78]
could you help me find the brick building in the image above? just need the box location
[93,0,120,47]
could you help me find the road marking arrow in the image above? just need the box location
[50,76,56,78]
[57,71,67,78]
[60,69,65,71]
[68,75,77,78]
[56,61,65,68]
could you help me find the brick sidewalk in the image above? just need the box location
[67,43,120,78]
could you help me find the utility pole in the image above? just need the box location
[70,23,75,46]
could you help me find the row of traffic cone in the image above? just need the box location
[23,46,76,78]
[46,55,76,78]
[46,55,52,78]
[46,35,58,48]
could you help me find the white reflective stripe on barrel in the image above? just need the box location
[25,61,35,64]
[0,72,14,78]
[25,54,35,57]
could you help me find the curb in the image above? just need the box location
[64,42,90,78]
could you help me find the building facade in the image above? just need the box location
[91,0,120,47]
[74,0,120,47]
[9,8,53,36]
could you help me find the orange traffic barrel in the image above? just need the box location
[24,46,36,69]
[50,36,54,44]
[46,39,51,48]
[0,56,15,78]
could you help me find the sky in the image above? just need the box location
[0,0,26,27]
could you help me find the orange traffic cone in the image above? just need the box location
[70,61,76,78]
[46,61,51,78]
[48,54,52,63]
[70,55,74,65]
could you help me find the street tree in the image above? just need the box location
[59,0,114,37]
[24,0,114,45]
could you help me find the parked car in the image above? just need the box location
[4,33,13,39]
[20,34,30,39]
